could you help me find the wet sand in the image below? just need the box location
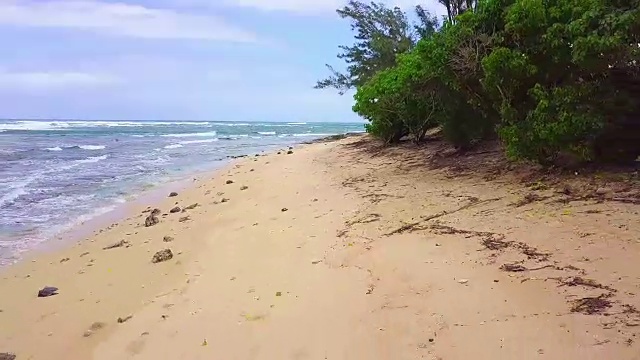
[1,135,639,359]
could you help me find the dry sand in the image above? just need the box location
[1,135,639,359]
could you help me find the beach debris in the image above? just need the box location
[500,263,527,272]
[103,240,128,250]
[184,203,199,210]
[311,260,322,265]
[275,291,282,297]
[571,295,613,315]
[37,286,59,297]
[83,322,106,337]
[170,206,181,213]
[0,353,16,360]
[144,213,159,227]
[226,180,234,184]
[221,198,230,203]
[117,315,133,323]
[80,251,90,257]
[240,185,249,191]
[281,208,288,212]
[163,236,174,242]
[457,279,469,285]
[202,339,208,346]
[60,257,70,263]
[168,192,178,197]
[152,249,173,263]
[287,150,293,154]
[178,216,190,222]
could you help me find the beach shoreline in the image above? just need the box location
[1,135,639,360]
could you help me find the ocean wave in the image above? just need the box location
[287,122,307,125]
[45,147,63,151]
[161,131,217,138]
[210,123,250,127]
[75,155,108,164]
[0,120,211,131]
[78,145,106,150]
[257,131,276,135]
[179,139,219,145]
[218,134,249,140]
[164,144,184,149]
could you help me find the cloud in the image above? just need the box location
[219,0,445,15]
[0,70,122,91]
[0,0,257,42]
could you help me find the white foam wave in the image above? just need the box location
[0,120,210,131]
[45,147,63,151]
[179,139,219,145]
[79,145,106,150]
[257,131,276,135]
[161,131,217,138]
[287,122,307,125]
[210,123,250,127]
[76,155,108,163]
[164,144,184,149]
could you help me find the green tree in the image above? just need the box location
[315,1,438,94]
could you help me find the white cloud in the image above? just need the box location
[0,70,122,91]
[0,0,257,42]
[219,0,445,15]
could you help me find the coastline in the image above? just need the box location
[1,134,639,359]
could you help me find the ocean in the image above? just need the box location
[0,119,364,266]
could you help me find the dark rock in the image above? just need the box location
[287,150,293,154]
[38,286,59,297]
[288,146,293,150]
[170,206,181,213]
[168,192,178,197]
[281,208,288,212]
[151,208,161,215]
[152,249,173,263]
[60,257,70,263]
[0,353,16,360]
[226,180,234,184]
[163,236,174,242]
[221,198,229,203]
[240,186,248,191]
[595,187,610,196]
[144,214,159,227]
[277,152,281,155]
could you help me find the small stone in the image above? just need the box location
[152,249,173,263]
[144,214,159,227]
[170,206,181,213]
[221,198,229,203]
[435,243,441,247]
[595,187,610,196]
[168,192,178,197]
[151,208,161,215]
[311,260,322,265]
[184,203,199,210]
[240,186,248,191]
[281,208,288,212]
[38,286,59,297]
[458,279,469,284]
[0,353,16,360]
[60,257,70,263]
[163,236,174,242]
[287,150,293,154]
[428,338,434,343]
[80,252,90,257]
[103,240,128,250]
[226,180,234,184]
[178,216,190,222]
[275,291,282,297]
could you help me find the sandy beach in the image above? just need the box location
[1,135,639,359]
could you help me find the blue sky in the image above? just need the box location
[0,0,445,122]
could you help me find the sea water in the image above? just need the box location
[0,119,364,265]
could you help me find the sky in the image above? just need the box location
[0,0,446,122]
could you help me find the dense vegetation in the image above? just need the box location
[318,0,640,165]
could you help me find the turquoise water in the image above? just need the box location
[0,119,364,265]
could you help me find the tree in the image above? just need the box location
[315,1,438,94]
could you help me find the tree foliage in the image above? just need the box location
[315,1,439,94]
[321,0,640,165]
